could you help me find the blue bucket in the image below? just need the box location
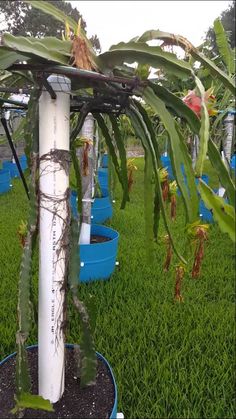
[70,189,113,224]
[160,156,186,180]
[71,190,78,218]
[177,174,209,197]
[160,155,174,180]
[199,188,228,223]
[195,174,209,186]
[0,344,118,419]
[98,168,109,190]
[92,195,113,224]
[230,155,236,169]
[20,155,28,171]
[0,169,11,194]
[199,199,213,223]
[79,224,119,283]
[2,161,21,178]
[230,155,236,178]
[101,153,109,168]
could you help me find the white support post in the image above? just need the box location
[38,75,71,403]
[95,129,101,169]
[77,113,94,244]
[223,113,235,163]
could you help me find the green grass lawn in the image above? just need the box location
[0,158,235,419]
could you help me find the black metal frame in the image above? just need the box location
[1,117,30,200]
[0,62,143,198]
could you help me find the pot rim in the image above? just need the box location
[0,343,118,419]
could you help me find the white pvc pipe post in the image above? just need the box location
[77,113,94,244]
[96,129,102,169]
[223,113,234,163]
[94,129,99,176]
[38,75,71,403]
[93,128,100,197]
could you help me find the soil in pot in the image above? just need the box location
[0,347,115,419]
[90,235,111,244]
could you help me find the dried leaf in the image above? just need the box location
[71,36,94,70]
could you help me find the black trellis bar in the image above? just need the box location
[41,76,57,100]
[0,95,129,114]
[9,64,147,89]
[1,117,30,201]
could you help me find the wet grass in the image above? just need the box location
[0,159,235,418]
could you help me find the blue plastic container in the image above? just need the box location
[71,190,78,218]
[199,199,213,223]
[101,153,109,168]
[160,155,186,181]
[2,161,21,178]
[230,155,236,178]
[70,189,113,224]
[92,194,113,224]
[160,155,174,180]
[199,188,228,223]
[0,344,118,419]
[98,167,109,190]
[0,169,11,194]
[79,224,119,283]
[231,155,236,169]
[195,174,209,186]
[177,174,209,197]
[20,155,28,171]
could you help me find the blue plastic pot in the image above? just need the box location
[92,194,113,224]
[101,153,109,168]
[0,169,11,194]
[199,188,228,223]
[160,155,186,181]
[230,155,236,178]
[2,161,21,178]
[199,199,213,223]
[20,155,28,171]
[177,174,209,197]
[71,190,78,218]
[79,224,119,283]
[230,155,236,169]
[197,176,212,223]
[98,167,109,190]
[70,189,113,224]
[160,155,174,180]
[195,174,209,186]
[0,344,117,419]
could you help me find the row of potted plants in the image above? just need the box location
[0,1,235,418]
